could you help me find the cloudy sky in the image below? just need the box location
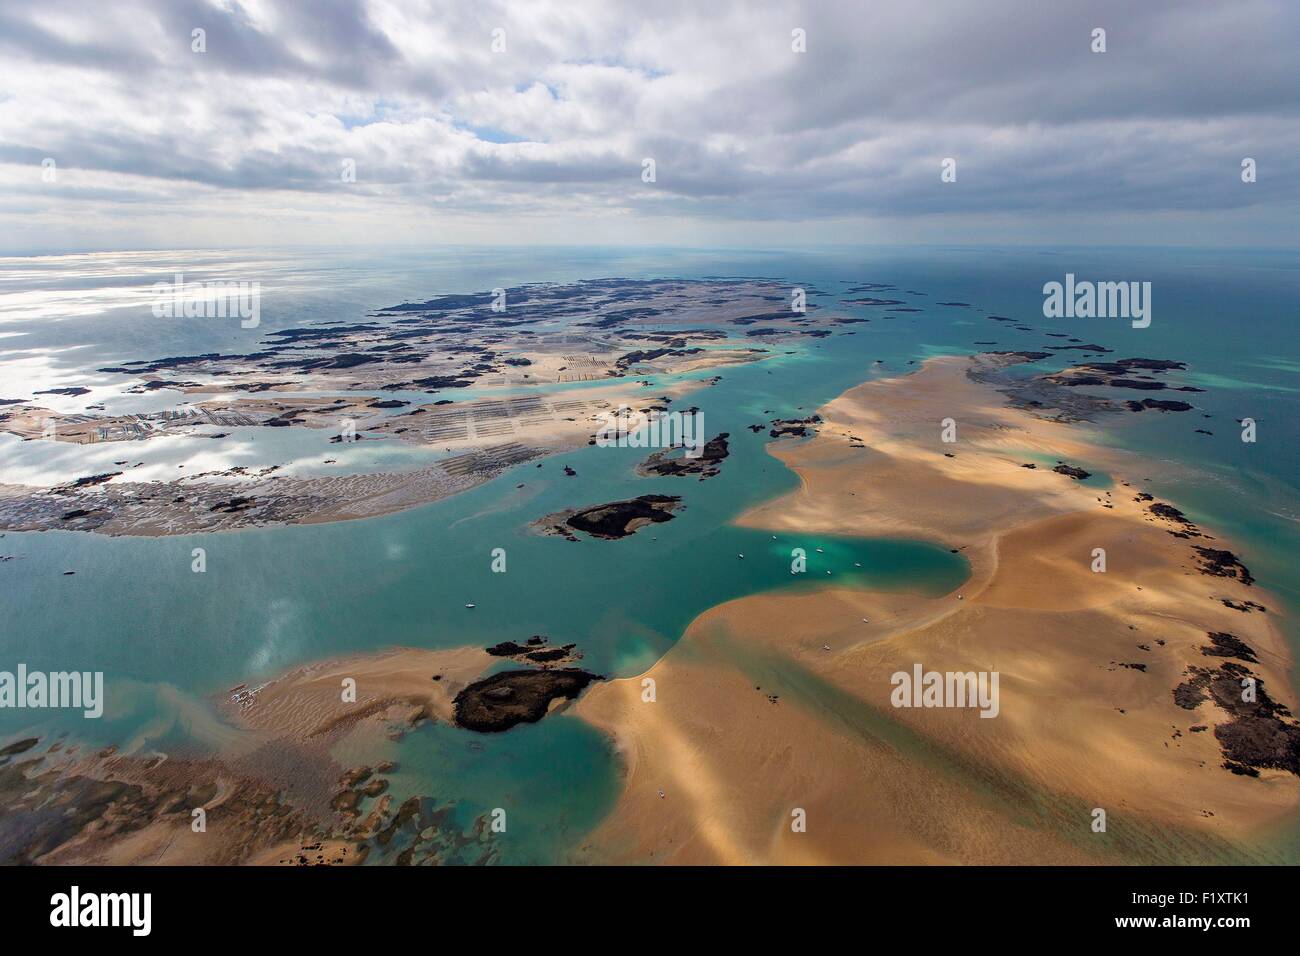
[1,0,1296,252]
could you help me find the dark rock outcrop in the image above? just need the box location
[1172,661,1300,777]
[553,494,683,540]
[639,433,730,479]
[1052,464,1091,480]
[1193,546,1254,586]
[453,669,601,733]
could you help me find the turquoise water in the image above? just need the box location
[330,714,625,865]
[1,245,1297,862]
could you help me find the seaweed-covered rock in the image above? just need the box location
[453,669,601,732]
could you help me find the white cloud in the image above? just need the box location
[0,0,1295,250]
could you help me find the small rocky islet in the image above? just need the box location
[637,432,731,479]
[536,494,683,541]
[485,634,582,665]
[453,669,603,733]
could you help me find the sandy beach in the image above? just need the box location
[575,355,1299,864]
